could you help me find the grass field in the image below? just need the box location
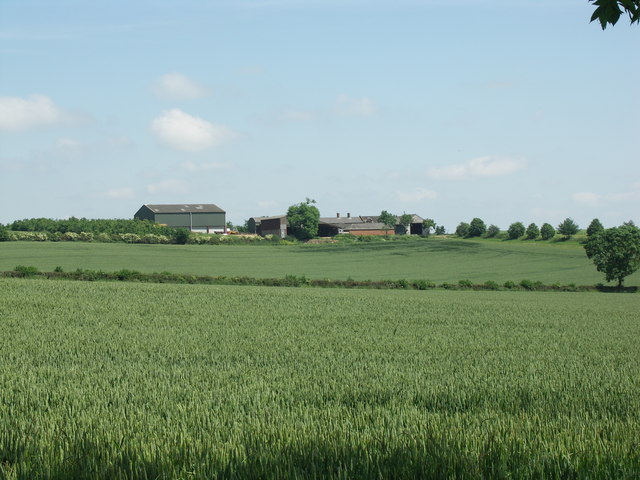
[1,236,636,286]
[1,278,639,478]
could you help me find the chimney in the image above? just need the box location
[337,213,340,218]
[347,213,351,218]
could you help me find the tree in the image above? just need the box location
[378,210,397,235]
[468,218,487,238]
[587,218,604,237]
[557,218,579,239]
[525,223,540,240]
[422,218,436,236]
[540,223,556,241]
[455,222,470,238]
[398,213,414,235]
[435,226,446,235]
[287,198,320,240]
[507,222,525,240]
[0,224,9,242]
[585,223,640,287]
[590,0,640,29]
[485,225,500,238]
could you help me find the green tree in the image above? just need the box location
[422,218,436,236]
[287,199,320,240]
[434,226,446,235]
[468,218,486,238]
[378,210,397,235]
[485,224,500,238]
[507,222,525,240]
[540,223,556,241]
[587,218,604,237]
[585,223,640,287]
[557,218,579,239]
[525,223,540,240]
[0,224,9,242]
[455,222,470,238]
[590,0,640,29]
[398,213,414,235]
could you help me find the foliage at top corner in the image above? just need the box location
[590,0,640,29]
[287,199,320,240]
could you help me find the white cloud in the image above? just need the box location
[572,189,640,207]
[153,72,208,100]
[181,160,233,172]
[105,187,135,199]
[151,109,236,152]
[427,156,526,180]
[0,94,72,131]
[571,192,601,206]
[397,188,438,202]
[335,94,376,117]
[147,179,189,194]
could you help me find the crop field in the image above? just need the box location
[2,236,636,286]
[1,278,639,478]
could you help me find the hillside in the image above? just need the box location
[1,236,635,286]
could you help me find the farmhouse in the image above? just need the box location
[134,204,226,233]
[319,213,425,236]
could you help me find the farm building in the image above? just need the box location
[134,204,226,233]
[319,213,425,236]
[248,215,288,238]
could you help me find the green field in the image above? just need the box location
[1,278,638,478]
[1,236,635,285]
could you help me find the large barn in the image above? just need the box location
[134,204,226,233]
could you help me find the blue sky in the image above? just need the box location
[1,0,638,231]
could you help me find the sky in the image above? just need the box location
[1,0,638,231]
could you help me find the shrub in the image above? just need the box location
[14,265,39,277]
[79,232,94,242]
[503,280,517,289]
[507,222,525,240]
[54,266,64,273]
[458,279,474,289]
[540,223,555,240]
[483,280,500,290]
[172,228,191,245]
[0,224,8,242]
[61,232,81,242]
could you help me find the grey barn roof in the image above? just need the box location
[144,204,225,214]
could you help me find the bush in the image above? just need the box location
[503,280,517,289]
[14,265,39,277]
[458,279,474,289]
[507,222,525,240]
[172,228,191,245]
[540,223,555,240]
[483,280,500,290]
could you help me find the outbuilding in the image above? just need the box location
[134,204,226,233]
